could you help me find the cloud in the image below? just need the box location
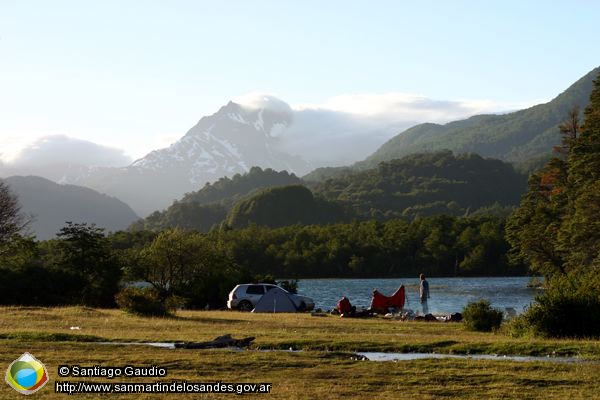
[271,108,414,166]
[239,92,546,167]
[234,93,293,114]
[8,135,132,168]
[295,93,544,123]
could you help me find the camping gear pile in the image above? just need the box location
[331,296,371,318]
[332,284,463,322]
[332,285,407,318]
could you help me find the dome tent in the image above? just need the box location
[252,287,298,313]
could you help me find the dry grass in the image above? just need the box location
[1,307,599,399]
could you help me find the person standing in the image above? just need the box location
[419,273,430,315]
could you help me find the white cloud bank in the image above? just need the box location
[235,92,545,166]
[296,92,544,123]
[233,93,294,114]
[7,135,132,168]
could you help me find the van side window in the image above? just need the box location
[246,285,265,295]
[265,285,276,291]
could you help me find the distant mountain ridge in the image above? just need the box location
[358,67,600,169]
[3,176,139,240]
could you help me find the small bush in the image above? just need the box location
[462,300,503,332]
[115,287,169,316]
[278,279,298,294]
[514,270,600,338]
[165,295,187,310]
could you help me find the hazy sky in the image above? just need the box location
[1,1,598,163]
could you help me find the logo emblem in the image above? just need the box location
[5,353,49,395]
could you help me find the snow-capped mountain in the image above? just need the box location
[131,101,306,183]
[57,101,309,216]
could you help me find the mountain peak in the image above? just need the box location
[220,100,243,113]
[199,98,293,137]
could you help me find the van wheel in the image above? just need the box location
[298,302,306,312]
[238,300,253,312]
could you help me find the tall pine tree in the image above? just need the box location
[508,72,600,276]
[559,74,600,269]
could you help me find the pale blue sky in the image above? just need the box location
[1,1,599,161]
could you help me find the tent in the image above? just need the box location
[370,285,406,313]
[252,287,298,313]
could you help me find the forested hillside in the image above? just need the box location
[360,67,599,169]
[130,167,303,231]
[180,166,303,207]
[312,151,526,220]
[226,185,348,229]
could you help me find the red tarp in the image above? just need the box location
[370,285,406,312]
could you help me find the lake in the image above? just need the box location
[296,277,541,314]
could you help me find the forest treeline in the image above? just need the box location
[0,214,523,308]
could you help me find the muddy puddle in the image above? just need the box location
[97,342,589,364]
[356,352,584,363]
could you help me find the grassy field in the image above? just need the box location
[1,307,599,399]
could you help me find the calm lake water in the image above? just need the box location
[296,277,541,314]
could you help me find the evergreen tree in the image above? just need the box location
[508,73,600,277]
[559,75,600,269]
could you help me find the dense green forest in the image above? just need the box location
[359,67,598,169]
[180,166,303,207]
[130,202,227,233]
[303,166,353,182]
[226,185,348,228]
[216,215,521,278]
[311,151,525,220]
